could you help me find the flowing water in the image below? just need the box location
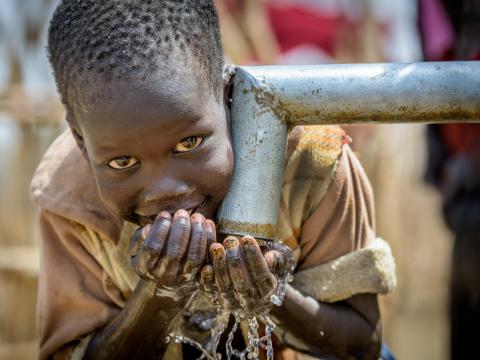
[174,250,293,360]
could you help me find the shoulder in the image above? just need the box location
[30,129,122,243]
[285,125,349,168]
[277,126,351,248]
[282,125,351,215]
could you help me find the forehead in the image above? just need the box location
[72,68,224,139]
[78,69,212,119]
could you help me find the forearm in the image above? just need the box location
[270,285,381,359]
[84,280,192,360]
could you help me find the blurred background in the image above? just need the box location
[0,0,478,359]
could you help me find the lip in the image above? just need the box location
[135,197,208,225]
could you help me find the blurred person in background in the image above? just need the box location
[420,0,480,358]
[214,0,389,66]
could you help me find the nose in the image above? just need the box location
[143,176,191,203]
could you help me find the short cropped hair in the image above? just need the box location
[47,0,224,109]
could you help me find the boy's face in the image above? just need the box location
[72,74,233,226]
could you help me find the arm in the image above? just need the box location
[269,144,383,358]
[270,288,381,359]
[84,279,191,359]
[37,208,212,359]
[85,210,213,359]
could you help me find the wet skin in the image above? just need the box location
[71,74,233,225]
[71,73,380,359]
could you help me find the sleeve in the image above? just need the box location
[297,145,376,269]
[291,145,396,303]
[38,209,121,360]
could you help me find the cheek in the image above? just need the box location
[93,172,138,217]
[199,140,234,195]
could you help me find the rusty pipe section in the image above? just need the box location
[217,67,289,240]
[242,61,480,125]
[217,62,480,240]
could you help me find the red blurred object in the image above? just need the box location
[266,4,338,56]
[439,124,480,156]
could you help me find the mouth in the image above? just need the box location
[135,197,209,226]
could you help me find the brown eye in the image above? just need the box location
[107,156,139,169]
[173,136,204,153]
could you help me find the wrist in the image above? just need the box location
[136,279,197,311]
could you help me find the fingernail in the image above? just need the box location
[191,213,205,223]
[241,236,256,246]
[205,219,215,231]
[224,238,241,258]
[174,209,189,218]
[223,236,238,248]
[156,211,172,220]
[209,243,225,259]
[201,265,213,279]
[141,224,152,239]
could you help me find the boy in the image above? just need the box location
[31,0,396,359]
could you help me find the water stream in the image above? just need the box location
[173,269,292,360]
[174,239,294,360]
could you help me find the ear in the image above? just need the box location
[67,112,88,159]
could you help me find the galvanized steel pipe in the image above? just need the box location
[217,62,480,240]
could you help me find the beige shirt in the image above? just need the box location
[31,125,392,359]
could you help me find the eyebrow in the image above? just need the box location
[89,111,209,159]
[95,144,122,154]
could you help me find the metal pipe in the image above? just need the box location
[217,62,480,240]
[217,67,288,240]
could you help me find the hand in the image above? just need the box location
[200,235,293,316]
[129,209,216,298]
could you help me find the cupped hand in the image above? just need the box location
[200,235,294,316]
[128,209,215,295]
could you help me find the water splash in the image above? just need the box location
[209,310,230,357]
[258,315,275,360]
[225,313,244,360]
[174,242,294,359]
[175,310,279,360]
[270,272,293,306]
[246,316,259,359]
[174,334,218,360]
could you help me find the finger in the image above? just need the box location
[128,224,150,257]
[268,242,294,278]
[200,264,219,306]
[210,243,239,308]
[205,220,217,261]
[270,242,294,258]
[142,212,171,270]
[155,209,190,281]
[224,237,256,313]
[241,236,277,299]
[129,225,150,277]
[144,211,172,253]
[264,250,286,276]
[181,213,207,281]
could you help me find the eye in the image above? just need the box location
[173,136,204,153]
[107,156,139,170]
